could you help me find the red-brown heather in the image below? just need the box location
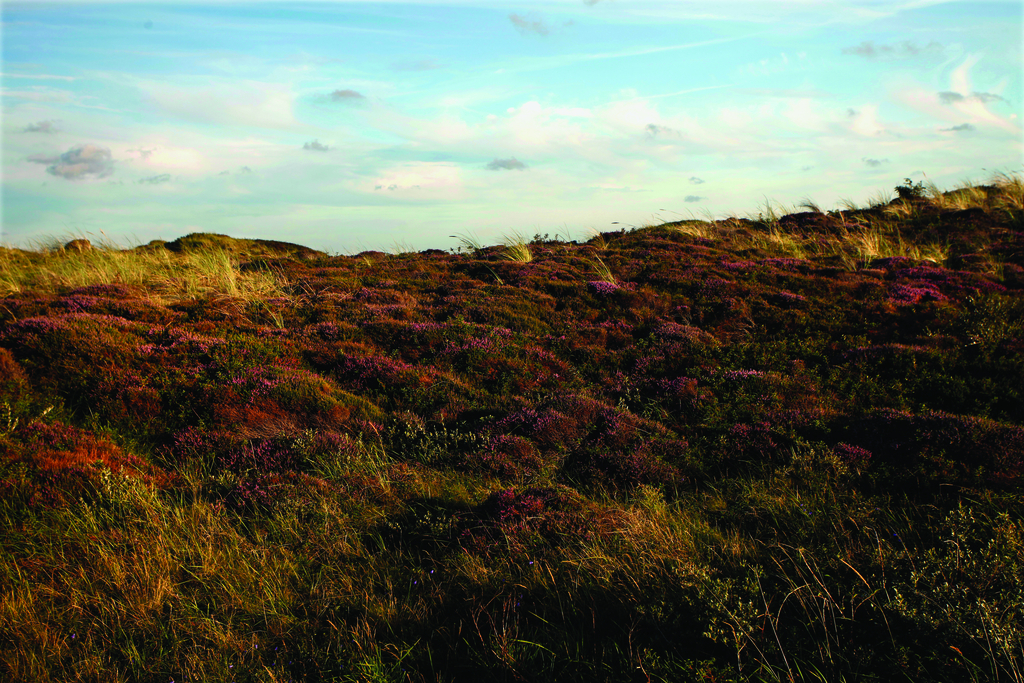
[0,176,1023,681]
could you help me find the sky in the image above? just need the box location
[2,0,1022,253]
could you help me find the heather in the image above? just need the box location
[0,176,1023,682]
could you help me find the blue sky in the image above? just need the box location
[2,0,1021,253]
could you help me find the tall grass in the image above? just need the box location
[657,173,1024,268]
[0,242,286,304]
[501,232,533,263]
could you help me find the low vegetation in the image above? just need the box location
[1,174,1022,682]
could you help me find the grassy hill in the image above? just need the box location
[1,175,1023,682]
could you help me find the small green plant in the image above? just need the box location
[895,177,926,200]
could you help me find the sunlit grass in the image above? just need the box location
[994,170,1024,210]
[500,231,533,263]
[667,220,718,240]
[588,255,616,284]
[0,240,287,305]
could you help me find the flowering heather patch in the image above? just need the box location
[587,280,619,296]
[143,325,225,355]
[335,353,421,391]
[724,421,779,462]
[721,369,766,381]
[838,408,1024,486]
[2,180,1024,681]
[51,293,179,323]
[887,282,948,305]
[494,406,583,451]
[653,375,702,399]
[771,290,808,306]
[0,347,29,398]
[697,277,733,300]
[893,265,1007,297]
[871,256,917,271]
[461,486,602,554]
[719,259,757,272]
[760,257,807,271]
[842,343,933,360]
[833,442,872,468]
[473,435,544,480]
[652,321,713,342]
[218,437,298,474]
[1,420,160,507]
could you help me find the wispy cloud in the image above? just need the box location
[645,123,680,137]
[303,140,330,152]
[138,173,171,184]
[842,40,944,59]
[938,91,1008,105]
[28,144,115,180]
[330,88,366,102]
[139,78,296,128]
[689,176,705,184]
[862,157,889,167]
[509,13,550,36]
[684,195,705,202]
[1,87,75,104]
[23,120,58,133]
[391,59,443,72]
[486,157,527,171]
[940,123,975,132]
[0,72,75,81]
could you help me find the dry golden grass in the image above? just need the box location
[667,221,718,240]
[994,171,1024,210]
[0,241,287,306]
[500,232,533,263]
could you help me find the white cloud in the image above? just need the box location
[137,78,297,129]
[368,162,465,200]
[891,55,1021,134]
[28,144,115,180]
[848,104,887,137]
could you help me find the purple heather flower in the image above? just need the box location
[887,283,947,305]
[587,281,620,295]
[722,369,764,381]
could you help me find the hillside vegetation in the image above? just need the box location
[1,175,1023,682]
